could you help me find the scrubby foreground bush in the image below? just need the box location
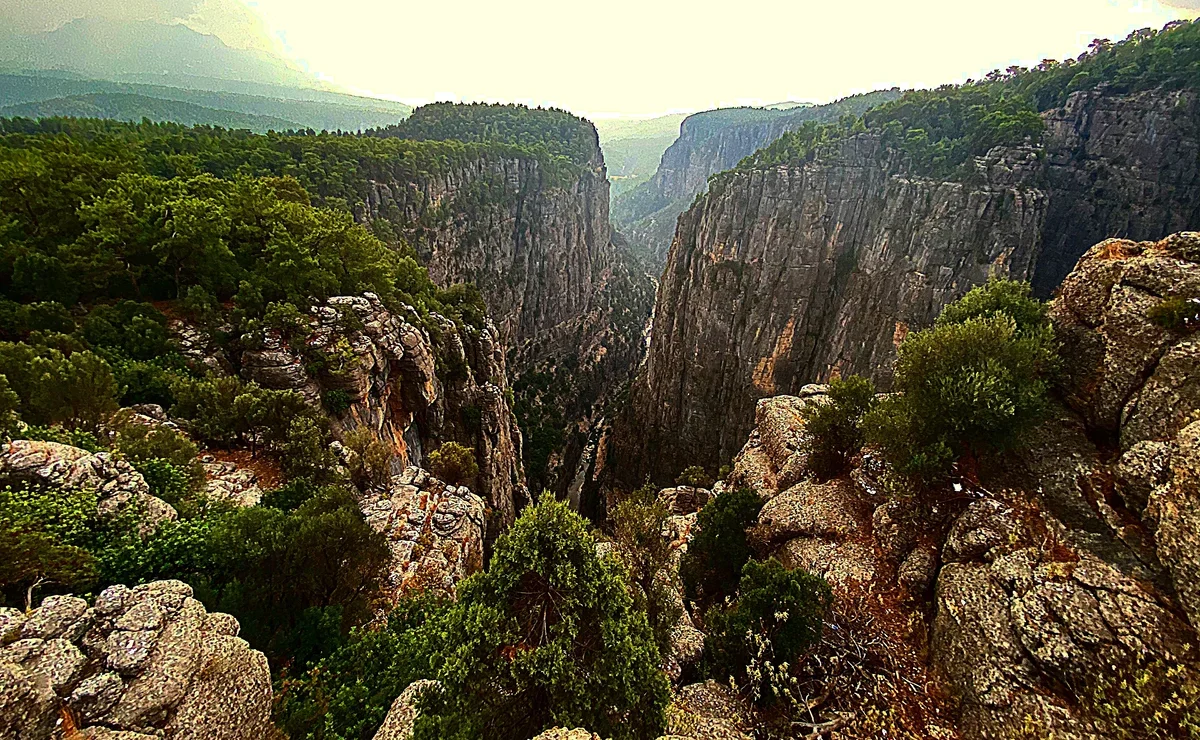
[278,498,670,740]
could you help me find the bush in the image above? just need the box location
[110,410,205,490]
[343,427,394,492]
[275,595,449,740]
[610,484,682,654]
[428,442,479,487]
[801,375,876,479]
[1149,296,1200,334]
[414,498,669,740]
[0,343,120,431]
[680,488,764,604]
[704,559,831,704]
[135,459,194,506]
[675,465,714,488]
[863,280,1057,480]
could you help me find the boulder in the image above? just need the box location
[361,467,486,604]
[373,680,440,740]
[0,580,270,740]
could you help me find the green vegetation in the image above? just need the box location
[375,102,598,169]
[680,487,764,603]
[1149,295,1200,334]
[609,484,683,654]
[735,21,1200,179]
[279,498,669,740]
[864,279,1058,480]
[704,559,831,704]
[801,375,876,480]
[428,441,479,486]
[0,73,413,133]
[675,465,714,488]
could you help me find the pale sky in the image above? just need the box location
[240,0,1200,116]
[7,0,1200,116]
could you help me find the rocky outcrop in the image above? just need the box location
[0,581,271,740]
[611,91,902,265]
[692,233,1200,739]
[372,680,440,740]
[360,467,486,605]
[618,88,1200,486]
[0,440,176,533]
[232,292,526,527]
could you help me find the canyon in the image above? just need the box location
[614,86,1200,485]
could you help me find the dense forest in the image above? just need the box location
[736,20,1200,177]
[372,101,600,168]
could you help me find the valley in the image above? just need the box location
[2,11,1200,740]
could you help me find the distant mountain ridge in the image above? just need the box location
[0,17,309,89]
[0,72,412,132]
[0,92,302,132]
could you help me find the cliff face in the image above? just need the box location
[695,234,1200,739]
[618,89,1200,484]
[358,150,614,365]
[235,293,527,527]
[611,91,901,265]
[1035,88,1200,295]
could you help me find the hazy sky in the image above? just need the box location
[242,0,1200,116]
[6,0,1200,116]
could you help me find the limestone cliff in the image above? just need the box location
[611,91,901,265]
[359,112,656,496]
[617,89,1200,485]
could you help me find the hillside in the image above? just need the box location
[0,92,302,132]
[0,72,412,132]
[594,113,689,197]
[0,17,311,89]
[613,20,1200,486]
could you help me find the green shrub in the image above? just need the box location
[275,595,449,740]
[428,442,479,487]
[704,559,831,703]
[863,280,1057,480]
[610,484,682,655]
[0,343,120,430]
[1149,296,1200,334]
[414,498,669,740]
[110,410,205,489]
[1084,655,1200,739]
[801,375,876,480]
[322,389,352,415]
[676,465,714,488]
[135,459,194,506]
[16,425,104,452]
[343,427,394,492]
[680,488,764,604]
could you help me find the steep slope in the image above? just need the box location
[611,90,901,264]
[707,233,1200,739]
[614,23,1200,485]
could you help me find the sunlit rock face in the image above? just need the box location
[361,467,486,604]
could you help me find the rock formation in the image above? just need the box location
[617,88,1200,485]
[361,467,486,605]
[0,440,177,534]
[0,581,271,740]
[197,292,527,527]
[682,233,1200,738]
[359,115,657,498]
